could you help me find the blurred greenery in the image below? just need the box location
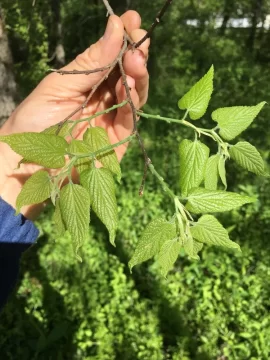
[0,0,270,359]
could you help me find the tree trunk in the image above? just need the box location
[0,9,17,126]
[247,0,264,53]
[49,0,65,68]
[219,0,234,36]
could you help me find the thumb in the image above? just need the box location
[39,15,124,96]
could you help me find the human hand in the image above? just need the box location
[0,10,150,218]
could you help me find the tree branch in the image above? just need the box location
[52,0,174,195]
[134,0,174,48]
[56,41,128,134]
[50,63,113,75]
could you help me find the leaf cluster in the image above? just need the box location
[129,65,267,275]
[0,66,267,275]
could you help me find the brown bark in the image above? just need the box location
[0,9,17,126]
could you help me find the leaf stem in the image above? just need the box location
[148,163,180,206]
[68,100,128,134]
[138,111,222,141]
[148,163,193,233]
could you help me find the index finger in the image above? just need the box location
[121,10,141,34]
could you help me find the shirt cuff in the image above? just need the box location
[0,197,39,254]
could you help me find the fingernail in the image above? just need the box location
[134,49,147,66]
[137,49,146,61]
[103,17,114,41]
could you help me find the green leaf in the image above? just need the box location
[16,170,52,214]
[204,154,219,190]
[42,123,71,137]
[183,235,194,258]
[129,218,177,271]
[229,141,265,175]
[69,139,93,175]
[191,215,240,250]
[0,133,68,168]
[81,167,118,246]
[212,102,266,140]
[83,127,121,182]
[53,199,66,237]
[193,240,203,256]
[59,183,90,261]
[185,187,255,214]
[179,139,209,196]
[69,139,92,155]
[157,238,181,277]
[178,65,214,120]
[218,156,227,189]
[18,124,72,167]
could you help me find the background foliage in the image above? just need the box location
[1,0,270,359]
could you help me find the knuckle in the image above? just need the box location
[74,43,101,70]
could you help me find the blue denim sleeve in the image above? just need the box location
[0,197,39,309]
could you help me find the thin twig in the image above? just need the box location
[50,63,113,75]
[134,0,174,48]
[117,52,137,131]
[56,42,128,134]
[102,0,134,45]
[102,0,114,16]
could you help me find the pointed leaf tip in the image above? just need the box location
[186,188,255,214]
[59,184,90,261]
[0,133,67,168]
[229,141,265,175]
[129,218,177,270]
[212,102,266,140]
[16,170,52,213]
[191,215,241,251]
[80,167,118,246]
[157,238,181,277]
[178,65,214,120]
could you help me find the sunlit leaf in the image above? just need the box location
[229,141,265,175]
[179,139,209,196]
[178,65,214,120]
[186,188,255,214]
[59,183,90,261]
[81,167,118,246]
[69,139,93,175]
[0,133,67,168]
[212,102,266,140]
[218,156,227,189]
[83,127,121,182]
[129,218,176,271]
[42,122,71,137]
[193,240,203,257]
[191,215,240,250]
[204,154,219,190]
[157,238,181,277]
[16,170,52,214]
[53,199,66,237]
